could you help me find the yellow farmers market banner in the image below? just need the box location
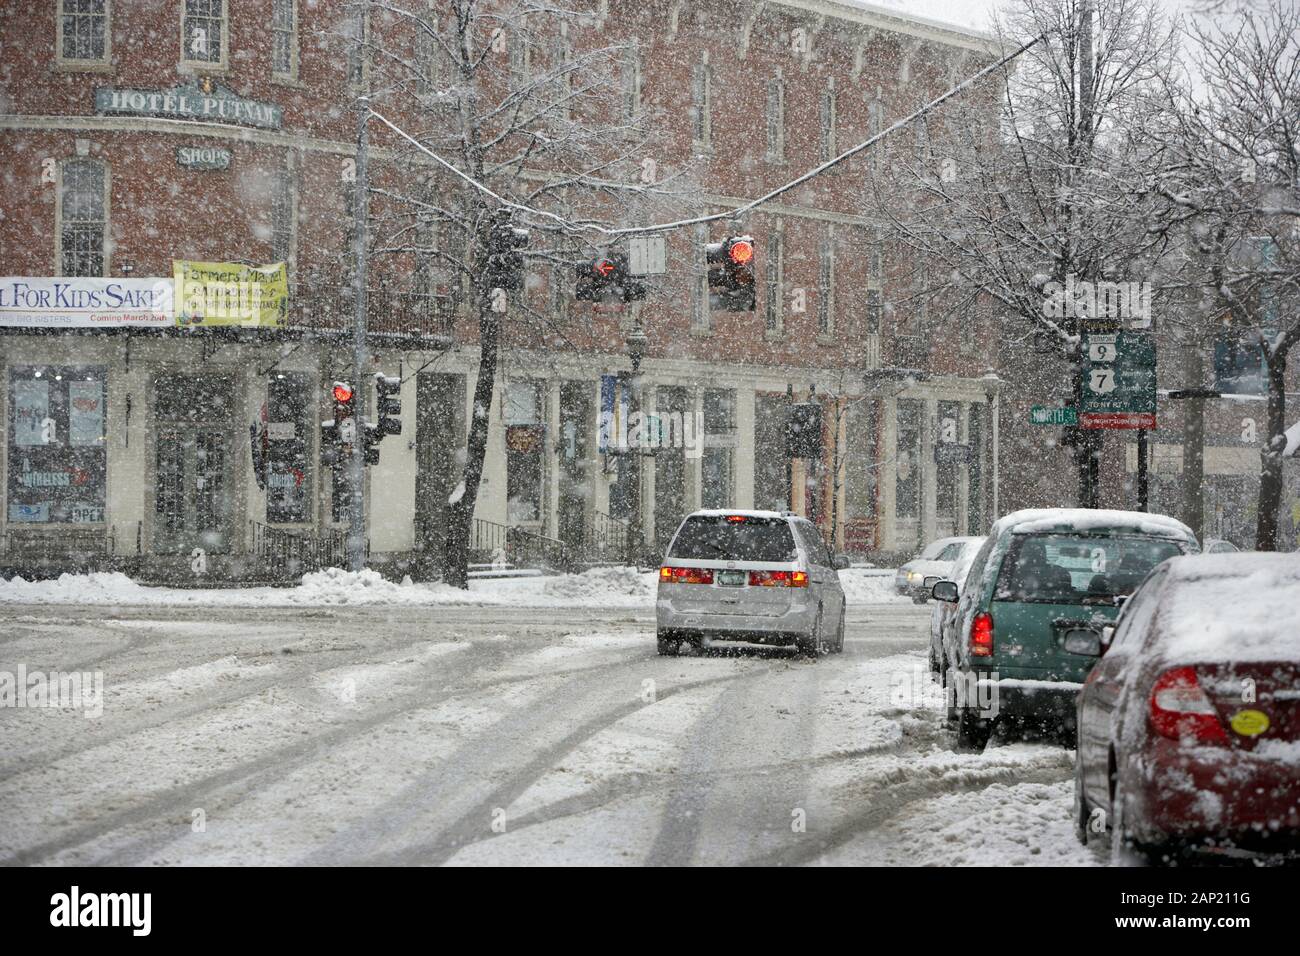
[173,261,288,328]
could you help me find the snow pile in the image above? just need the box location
[1,565,915,609]
[539,565,656,602]
[0,572,152,605]
[839,568,909,605]
[294,567,413,604]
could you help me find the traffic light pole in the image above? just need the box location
[347,95,371,573]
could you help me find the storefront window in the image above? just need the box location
[267,374,312,524]
[896,399,922,520]
[7,366,107,524]
[505,380,544,523]
[701,388,734,510]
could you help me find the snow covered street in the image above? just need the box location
[0,571,1101,866]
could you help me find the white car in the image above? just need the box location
[894,536,984,603]
[928,535,986,675]
[656,509,849,659]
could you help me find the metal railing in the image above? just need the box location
[507,526,571,571]
[471,518,510,556]
[249,521,348,574]
[289,280,457,341]
[582,510,642,566]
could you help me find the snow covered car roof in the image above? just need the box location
[991,508,1197,543]
[1155,553,1300,664]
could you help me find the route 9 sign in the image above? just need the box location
[1080,331,1156,429]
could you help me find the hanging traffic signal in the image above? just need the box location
[707,236,756,311]
[322,381,355,468]
[486,213,529,292]
[374,373,402,437]
[575,253,645,302]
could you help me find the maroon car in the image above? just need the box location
[1072,553,1300,864]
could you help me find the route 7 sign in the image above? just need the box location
[1080,331,1156,429]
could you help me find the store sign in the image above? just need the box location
[0,277,173,329]
[176,145,231,171]
[95,82,282,130]
[174,261,288,328]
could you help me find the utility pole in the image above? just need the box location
[347,92,370,572]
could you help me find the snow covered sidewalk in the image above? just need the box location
[0,566,908,610]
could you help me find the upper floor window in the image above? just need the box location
[820,82,837,163]
[766,73,785,162]
[59,159,107,278]
[272,0,297,79]
[182,0,226,67]
[347,7,369,89]
[59,0,109,63]
[691,53,712,148]
[623,41,642,122]
[764,229,784,334]
[818,227,835,336]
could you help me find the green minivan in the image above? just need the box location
[932,509,1198,751]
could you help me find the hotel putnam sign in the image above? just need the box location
[95,82,282,130]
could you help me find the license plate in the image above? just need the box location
[718,570,746,587]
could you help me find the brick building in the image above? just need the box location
[0,0,1004,581]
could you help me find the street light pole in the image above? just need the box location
[625,319,648,567]
[347,94,371,572]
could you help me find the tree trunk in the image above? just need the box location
[1181,350,1206,541]
[1254,353,1288,552]
[441,287,500,588]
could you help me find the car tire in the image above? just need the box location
[1073,754,1091,847]
[1109,777,1157,866]
[656,632,678,656]
[798,608,824,659]
[955,706,992,752]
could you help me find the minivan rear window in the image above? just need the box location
[667,516,798,563]
[995,533,1184,605]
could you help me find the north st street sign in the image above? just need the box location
[95,82,282,130]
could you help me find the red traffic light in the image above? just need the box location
[728,239,754,265]
[594,258,616,278]
[333,383,354,403]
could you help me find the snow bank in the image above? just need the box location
[0,566,660,610]
[839,568,910,605]
[1,565,914,609]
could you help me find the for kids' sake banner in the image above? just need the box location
[0,277,174,329]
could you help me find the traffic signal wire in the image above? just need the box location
[365,31,1047,240]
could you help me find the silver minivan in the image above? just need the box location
[655,509,850,658]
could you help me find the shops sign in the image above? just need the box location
[0,277,173,329]
[177,145,231,171]
[95,81,282,130]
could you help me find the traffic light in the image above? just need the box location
[322,381,355,468]
[362,421,381,465]
[707,235,756,311]
[575,253,646,302]
[374,373,402,437]
[486,213,529,291]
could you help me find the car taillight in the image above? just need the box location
[1149,667,1229,744]
[659,566,714,585]
[970,612,994,657]
[748,570,809,588]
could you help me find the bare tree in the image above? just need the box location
[1150,0,1300,549]
[350,1,699,585]
[868,0,1179,507]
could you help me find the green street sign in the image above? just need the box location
[1030,406,1077,426]
[1081,331,1157,429]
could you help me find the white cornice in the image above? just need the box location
[771,0,1000,54]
